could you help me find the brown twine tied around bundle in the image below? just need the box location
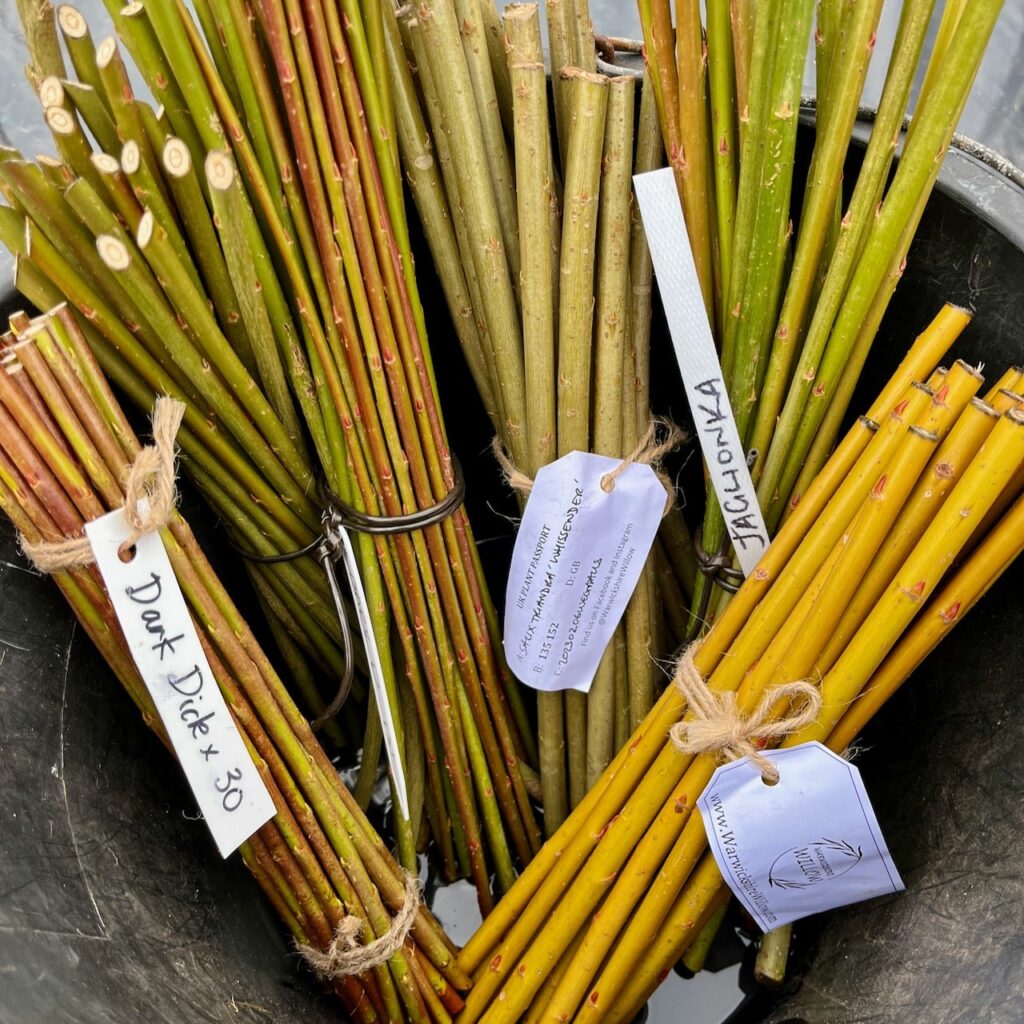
[296,874,421,980]
[668,643,821,783]
[492,416,686,514]
[21,397,185,573]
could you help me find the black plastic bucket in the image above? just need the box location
[1,120,1022,1024]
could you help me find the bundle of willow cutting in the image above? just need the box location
[0,305,469,1024]
[4,0,539,907]
[640,0,1005,625]
[384,0,696,835]
[453,303,1024,1021]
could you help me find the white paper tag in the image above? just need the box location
[503,451,664,693]
[333,525,409,820]
[86,509,276,857]
[634,167,768,574]
[697,742,903,931]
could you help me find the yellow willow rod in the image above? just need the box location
[587,412,1024,1024]
[829,488,1024,751]
[537,533,849,1022]
[461,307,963,973]
[819,394,1007,670]
[460,347,957,986]
[791,407,1024,744]
[601,482,1024,1023]
[704,304,965,676]
[780,303,969,519]
[471,376,970,1024]
[555,379,972,1022]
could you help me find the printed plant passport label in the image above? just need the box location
[634,167,769,575]
[697,742,904,931]
[503,451,664,693]
[87,507,276,857]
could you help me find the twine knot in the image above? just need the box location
[297,874,421,980]
[668,643,821,783]
[20,397,185,573]
[492,416,686,514]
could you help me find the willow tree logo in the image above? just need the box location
[768,838,863,890]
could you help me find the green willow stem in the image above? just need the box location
[42,102,107,198]
[675,0,716,319]
[758,0,1000,526]
[383,7,498,429]
[57,6,108,106]
[707,0,738,322]
[689,0,809,632]
[478,0,515,135]
[418,0,526,465]
[94,36,168,198]
[558,68,608,811]
[159,138,253,369]
[746,0,885,480]
[453,0,520,288]
[200,156,306,453]
[730,0,753,142]
[17,0,65,85]
[507,9,557,479]
[297,0,531,873]
[60,80,120,155]
[588,75,635,786]
[546,0,576,168]
[105,0,206,161]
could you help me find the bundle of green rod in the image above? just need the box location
[638,0,1004,626]
[0,306,470,1024]
[383,0,698,835]
[3,0,540,907]
[453,305,1024,1022]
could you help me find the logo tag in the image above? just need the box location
[696,742,903,931]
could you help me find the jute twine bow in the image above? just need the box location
[297,873,421,980]
[492,416,686,515]
[21,397,185,573]
[668,643,821,783]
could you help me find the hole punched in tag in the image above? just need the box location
[232,461,466,730]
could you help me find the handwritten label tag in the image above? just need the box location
[86,509,275,857]
[333,525,409,820]
[697,742,903,931]
[634,167,768,574]
[503,452,664,693]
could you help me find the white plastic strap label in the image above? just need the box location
[634,167,769,574]
[86,509,275,857]
[697,742,904,931]
[334,525,409,820]
[503,451,664,693]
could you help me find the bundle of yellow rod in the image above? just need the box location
[453,303,1024,1023]
[3,0,540,907]
[0,306,469,1023]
